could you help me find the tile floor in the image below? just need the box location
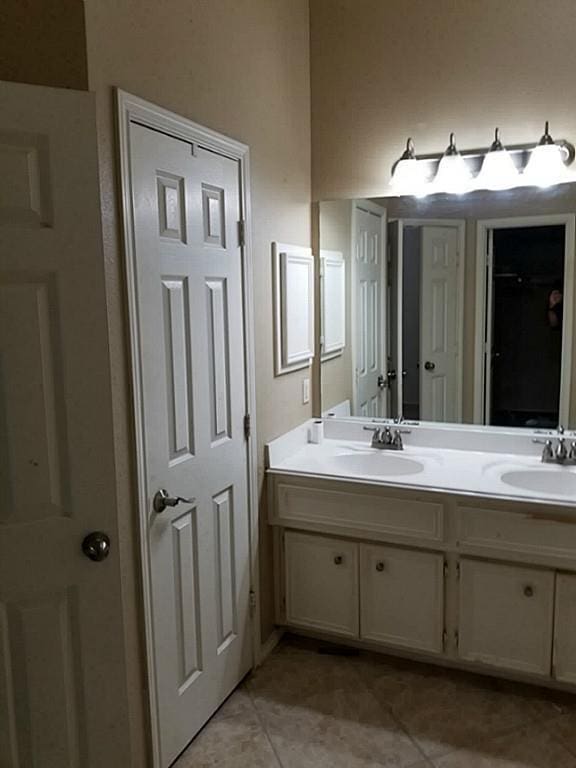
[174,635,576,767]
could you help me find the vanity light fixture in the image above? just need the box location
[389,138,429,197]
[523,121,571,188]
[476,128,519,191]
[433,133,471,194]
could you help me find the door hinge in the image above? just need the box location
[238,219,246,248]
[249,589,257,615]
[442,629,448,651]
[244,413,251,440]
[443,560,449,578]
[454,630,459,649]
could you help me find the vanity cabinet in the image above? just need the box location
[271,472,576,691]
[553,573,576,684]
[457,559,555,676]
[360,545,444,653]
[284,531,359,638]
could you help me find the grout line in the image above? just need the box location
[347,655,433,766]
[245,677,287,768]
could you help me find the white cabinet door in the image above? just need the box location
[285,532,359,638]
[360,545,444,653]
[459,559,554,676]
[553,573,576,684]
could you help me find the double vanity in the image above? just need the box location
[267,418,576,689]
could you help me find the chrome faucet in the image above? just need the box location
[533,425,576,464]
[363,425,411,450]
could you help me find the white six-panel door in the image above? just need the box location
[129,122,252,767]
[0,81,131,767]
[420,226,459,422]
[353,201,387,417]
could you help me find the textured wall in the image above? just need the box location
[84,1,311,762]
[310,0,576,200]
[0,1,88,89]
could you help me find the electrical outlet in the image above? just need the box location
[302,377,310,404]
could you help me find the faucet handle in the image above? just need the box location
[392,429,403,449]
[569,441,576,461]
[556,437,568,461]
[558,424,565,435]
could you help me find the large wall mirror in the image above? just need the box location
[318,186,576,429]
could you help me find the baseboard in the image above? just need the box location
[257,627,285,666]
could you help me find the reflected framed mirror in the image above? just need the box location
[318,185,576,429]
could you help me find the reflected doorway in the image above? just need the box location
[477,215,575,429]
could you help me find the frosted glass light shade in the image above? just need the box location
[476,149,519,190]
[390,158,429,197]
[433,153,471,194]
[523,143,570,188]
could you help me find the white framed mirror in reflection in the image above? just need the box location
[318,185,576,429]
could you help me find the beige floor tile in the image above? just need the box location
[431,723,576,768]
[250,648,425,767]
[543,709,576,756]
[356,655,561,759]
[172,701,280,768]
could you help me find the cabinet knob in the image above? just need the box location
[333,554,344,565]
[524,585,534,598]
[375,561,385,572]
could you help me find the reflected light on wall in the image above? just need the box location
[476,128,519,191]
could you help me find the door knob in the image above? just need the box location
[387,369,397,382]
[424,361,436,371]
[153,489,195,514]
[82,532,111,562]
[377,374,386,390]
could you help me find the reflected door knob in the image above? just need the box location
[387,369,397,382]
[424,361,436,371]
[153,488,195,514]
[82,532,111,562]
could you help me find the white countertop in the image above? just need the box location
[266,420,576,507]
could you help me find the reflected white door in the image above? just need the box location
[354,201,387,416]
[0,82,131,766]
[129,123,252,767]
[420,226,459,421]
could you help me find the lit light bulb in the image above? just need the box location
[389,138,429,197]
[433,133,471,194]
[523,121,570,188]
[476,128,519,191]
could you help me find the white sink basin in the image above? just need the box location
[331,452,424,477]
[501,469,576,497]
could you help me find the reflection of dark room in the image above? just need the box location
[491,225,564,428]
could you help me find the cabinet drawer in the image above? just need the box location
[284,531,359,638]
[456,506,576,561]
[277,482,444,542]
[458,559,554,676]
[360,545,444,653]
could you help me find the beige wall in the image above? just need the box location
[83,1,311,763]
[0,1,88,89]
[310,0,576,201]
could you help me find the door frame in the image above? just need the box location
[350,199,388,416]
[474,214,575,426]
[116,90,260,768]
[390,218,466,422]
